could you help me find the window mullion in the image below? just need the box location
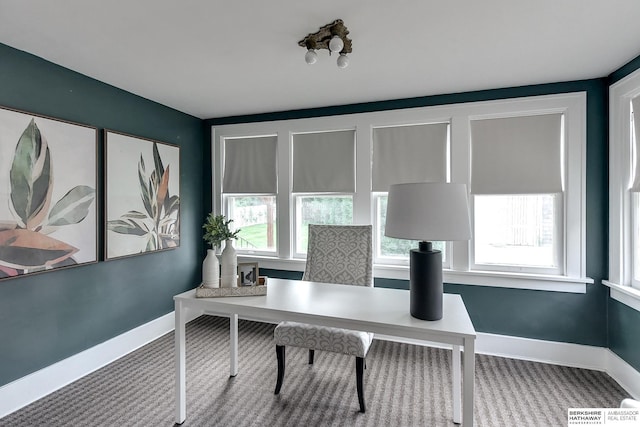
[450,115,470,271]
[353,122,372,225]
[278,129,291,259]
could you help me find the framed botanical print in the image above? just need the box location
[0,106,97,280]
[105,130,180,260]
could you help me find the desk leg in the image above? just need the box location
[462,337,475,427]
[230,314,238,377]
[452,345,461,424]
[175,299,186,424]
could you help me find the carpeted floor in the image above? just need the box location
[0,315,629,426]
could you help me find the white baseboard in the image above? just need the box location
[1,313,639,419]
[606,349,640,400]
[476,333,640,399]
[0,312,179,419]
[476,332,607,370]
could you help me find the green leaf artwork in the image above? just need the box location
[107,140,180,255]
[0,119,96,279]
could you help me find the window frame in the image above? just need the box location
[222,194,278,256]
[467,111,566,275]
[218,133,279,257]
[605,69,640,312]
[370,121,452,267]
[212,92,590,293]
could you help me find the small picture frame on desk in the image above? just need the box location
[238,262,259,286]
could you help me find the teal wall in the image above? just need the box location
[209,79,610,348]
[1,36,638,390]
[0,43,206,387]
[607,53,640,372]
[608,299,640,370]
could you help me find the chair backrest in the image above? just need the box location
[302,224,373,287]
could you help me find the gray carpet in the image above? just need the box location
[0,315,629,427]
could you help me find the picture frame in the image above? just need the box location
[0,105,98,281]
[238,262,259,286]
[105,130,180,260]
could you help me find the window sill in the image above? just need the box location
[602,280,640,313]
[239,256,591,294]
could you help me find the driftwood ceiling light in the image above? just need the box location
[299,19,352,69]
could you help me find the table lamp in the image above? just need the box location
[385,182,471,320]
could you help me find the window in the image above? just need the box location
[291,130,355,256]
[213,92,588,292]
[630,98,640,289]
[469,113,564,274]
[371,123,449,265]
[607,68,640,310]
[609,71,640,288]
[221,135,277,255]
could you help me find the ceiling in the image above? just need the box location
[1,1,640,120]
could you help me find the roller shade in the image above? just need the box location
[470,114,563,194]
[372,123,448,191]
[630,96,640,191]
[292,130,355,193]
[223,136,277,193]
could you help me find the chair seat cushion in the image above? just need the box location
[274,321,373,358]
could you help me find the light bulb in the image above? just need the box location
[337,53,349,69]
[304,49,318,65]
[329,35,344,53]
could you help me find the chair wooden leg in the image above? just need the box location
[356,357,366,413]
[308,349,315,365]
[275,345,285,394]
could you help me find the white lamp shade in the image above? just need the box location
[385,182,471,241]
[329,35,344,52]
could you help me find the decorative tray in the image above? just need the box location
[195,284,267,298]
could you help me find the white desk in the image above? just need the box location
[174,278,476,426]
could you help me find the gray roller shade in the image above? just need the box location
[292,130,355,193]
[223,136,277,194]
[372,123,448,191]
[470,114,563,194]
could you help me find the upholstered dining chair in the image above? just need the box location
[273,224,374,413]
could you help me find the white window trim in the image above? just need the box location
[607,68,640,312]
[213,92,591,294]
[602,280,640,312]
[240,256,589,293]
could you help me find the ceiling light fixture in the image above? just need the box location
[328,35,344,53]
[299,19,352,69]
[304,49,318,65]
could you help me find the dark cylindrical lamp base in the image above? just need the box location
[409,243,443,321]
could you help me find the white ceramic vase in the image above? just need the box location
[220,239,237,288]
[202,249,220,288]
